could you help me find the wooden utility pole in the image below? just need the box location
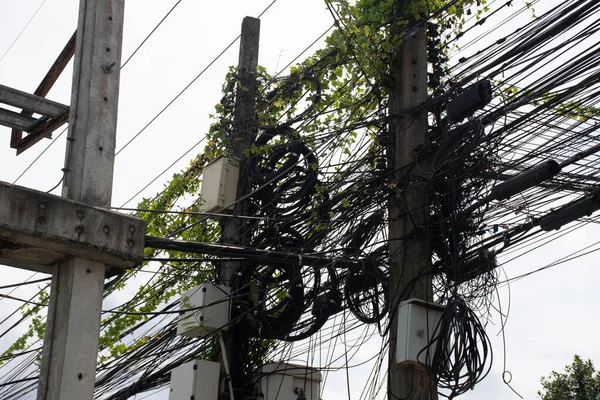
[387,12,437,400]
[36,0,125,398]
[220,16,260,399]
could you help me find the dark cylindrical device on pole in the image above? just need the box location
[538,193,600,231]
[490,160,561,201]
[446,79,493,123]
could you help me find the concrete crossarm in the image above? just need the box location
[0,180,144,271]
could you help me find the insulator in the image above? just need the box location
[428,74,441,88]
[427,22,439,37]
[538,193,600,231]
[375,157,387,170]
[428,55,440,64]
[446,79,492,122]
[428,53,441,63]
[490,160,561,201]
[428,38,441,47]
[377,131,390,146]
[296,389,307,400]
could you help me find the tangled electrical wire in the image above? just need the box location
[423,297,492,398]
[229,122,390,342]
[6,1,600,399]
[248,126,319,220]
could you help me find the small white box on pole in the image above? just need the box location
[396,298,444,368]
[168,359,220,400]
[258,363,322,400]
[200,157,240,215]
[177,283,231,337]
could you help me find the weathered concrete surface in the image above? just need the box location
[0,180,144,270]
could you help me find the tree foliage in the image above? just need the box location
[539,355,600,400]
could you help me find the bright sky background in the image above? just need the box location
[1,0,599,399]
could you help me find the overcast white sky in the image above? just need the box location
[1,1,599,399]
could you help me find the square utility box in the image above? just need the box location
[168,359,220,400]
[200,157,240,215]
[177,283,231,337]
[258,363,321,400]
[396,298,445,368]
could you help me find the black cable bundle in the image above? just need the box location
[230,261,305,339]
[424,297,492,398]
[343,265,388,324]
[286,265,340,341]
[248,126,318,218]
[229,124,326,340]
[427,119,493,291]
[250,225,341,341]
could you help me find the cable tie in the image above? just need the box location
[298,254,302,266]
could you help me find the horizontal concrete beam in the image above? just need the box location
[0,181,144,270]
[0,84,68,117]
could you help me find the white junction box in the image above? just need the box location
[168,359,220,400]
[396,298,445,368]
[200,156,240,215]
[177,283,231,337]
[258,363,321,400]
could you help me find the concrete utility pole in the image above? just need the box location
[36,0,125,398]
[220,16,260,399]
[387,10,437,400]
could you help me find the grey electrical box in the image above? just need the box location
[258,363,321,400]
[396,298,444,368]
[168,359,220,400]
[200,157,240,216]
[177,283,231,337]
